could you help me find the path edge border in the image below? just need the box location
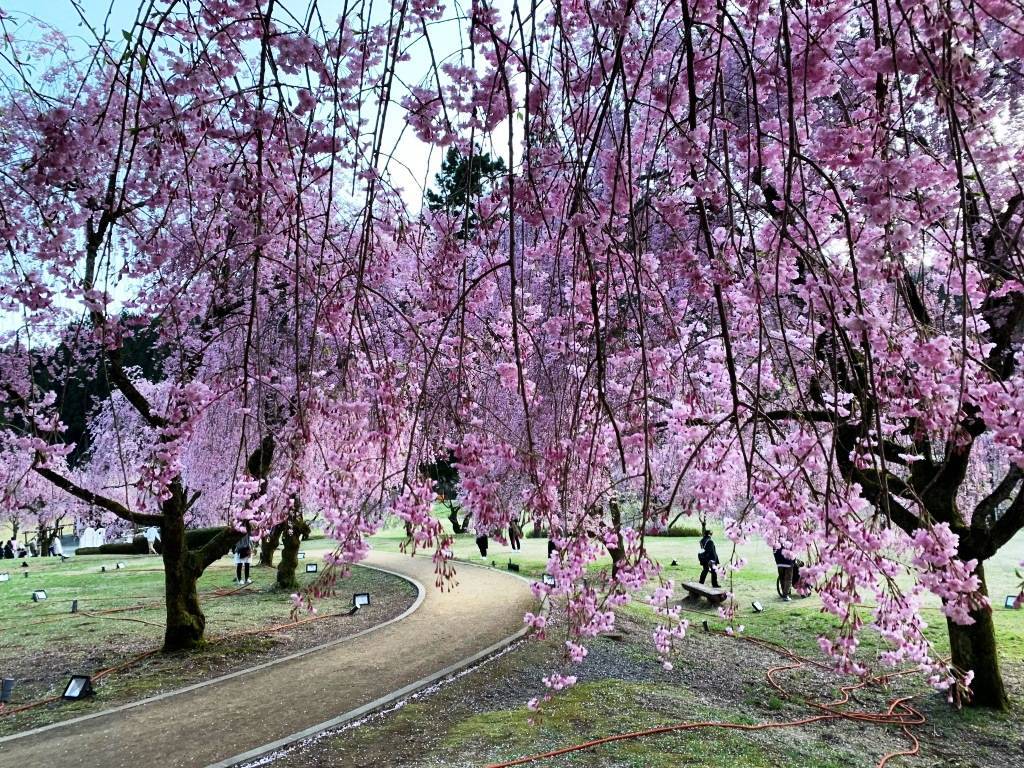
[0,562,426,746]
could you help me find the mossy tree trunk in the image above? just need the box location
[160,481,241,651]
[259,522,283,567]
[276,513,310,590]
[946,562,1009,710]
[37,523,58,557]
[606,500,626,579]
[160,485,204,651]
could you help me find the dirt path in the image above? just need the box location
[0,551,538,768]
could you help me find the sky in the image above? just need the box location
[0,0,522,206]
[0,0,526,333]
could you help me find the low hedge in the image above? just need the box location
[646,524,703,537]
[75,527,235,555]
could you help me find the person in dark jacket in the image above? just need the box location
[508,518,523,551]
[3,539,14,559]
[233,533,253,585]
[697,529,720,588]
[774,546,794,601]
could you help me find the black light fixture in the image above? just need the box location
[305,563,318,573]
[507,560,520,572]
[542,573,556,587]
[116,562,126,569]
[62,675,94,700]
[71,599,79,613]
[670,559,678,567]
[297,552,306,560]
[0,572,9,582]
[1004,595,1020,609]
[353,592,371,609]
[1,677,14,704]
[702,620,710,633]
[751,600,764,613]
[100,566,106,573]
[32,589,47,602]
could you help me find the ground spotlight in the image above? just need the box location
[751,600,764,613]
[1004,595,1020,609]
[1,677,14,703]
[0,572,9,582]
[305,563,318,573]
[297,552,306,560]
[116,562,126,569]
[353,592,371,609]
[32,589,47,602]
[542,573,556,587]
[71,599,79,613]
[62,675,94,700]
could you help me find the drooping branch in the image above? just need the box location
[32,465,163,526]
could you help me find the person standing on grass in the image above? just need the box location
[509,517,523,551]
[233,532,253,585]
[697,529,720,588]
[774,546,794,601]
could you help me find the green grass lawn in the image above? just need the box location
[0,539,417,735]
[276,520,1024,768]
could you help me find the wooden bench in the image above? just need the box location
[680,581,728,604]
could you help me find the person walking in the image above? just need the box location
[508,518,523,551]
[233,532,253,585]
[774,546,794,601]
[475,534,489,558]
[697,529,720,588]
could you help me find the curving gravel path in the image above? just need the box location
[0,551,538,768]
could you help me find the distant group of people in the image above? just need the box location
[4,536,65,560]
[3,538,26,559]
[695,529,802,600]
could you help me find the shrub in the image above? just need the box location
[646,524,702,537]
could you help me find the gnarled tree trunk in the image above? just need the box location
[946,562,1009,710]
[259,522,283,567]
[276,510,310,590]
[160,499,204,651]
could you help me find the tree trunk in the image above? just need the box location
[258,523,283,567]
[160,505,205,651]
[276,516,309,590]
[947,561,1009,709]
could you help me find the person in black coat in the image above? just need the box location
[774,546,794,601]
[698,529,720,588]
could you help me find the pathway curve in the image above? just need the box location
[0,551,538,768]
